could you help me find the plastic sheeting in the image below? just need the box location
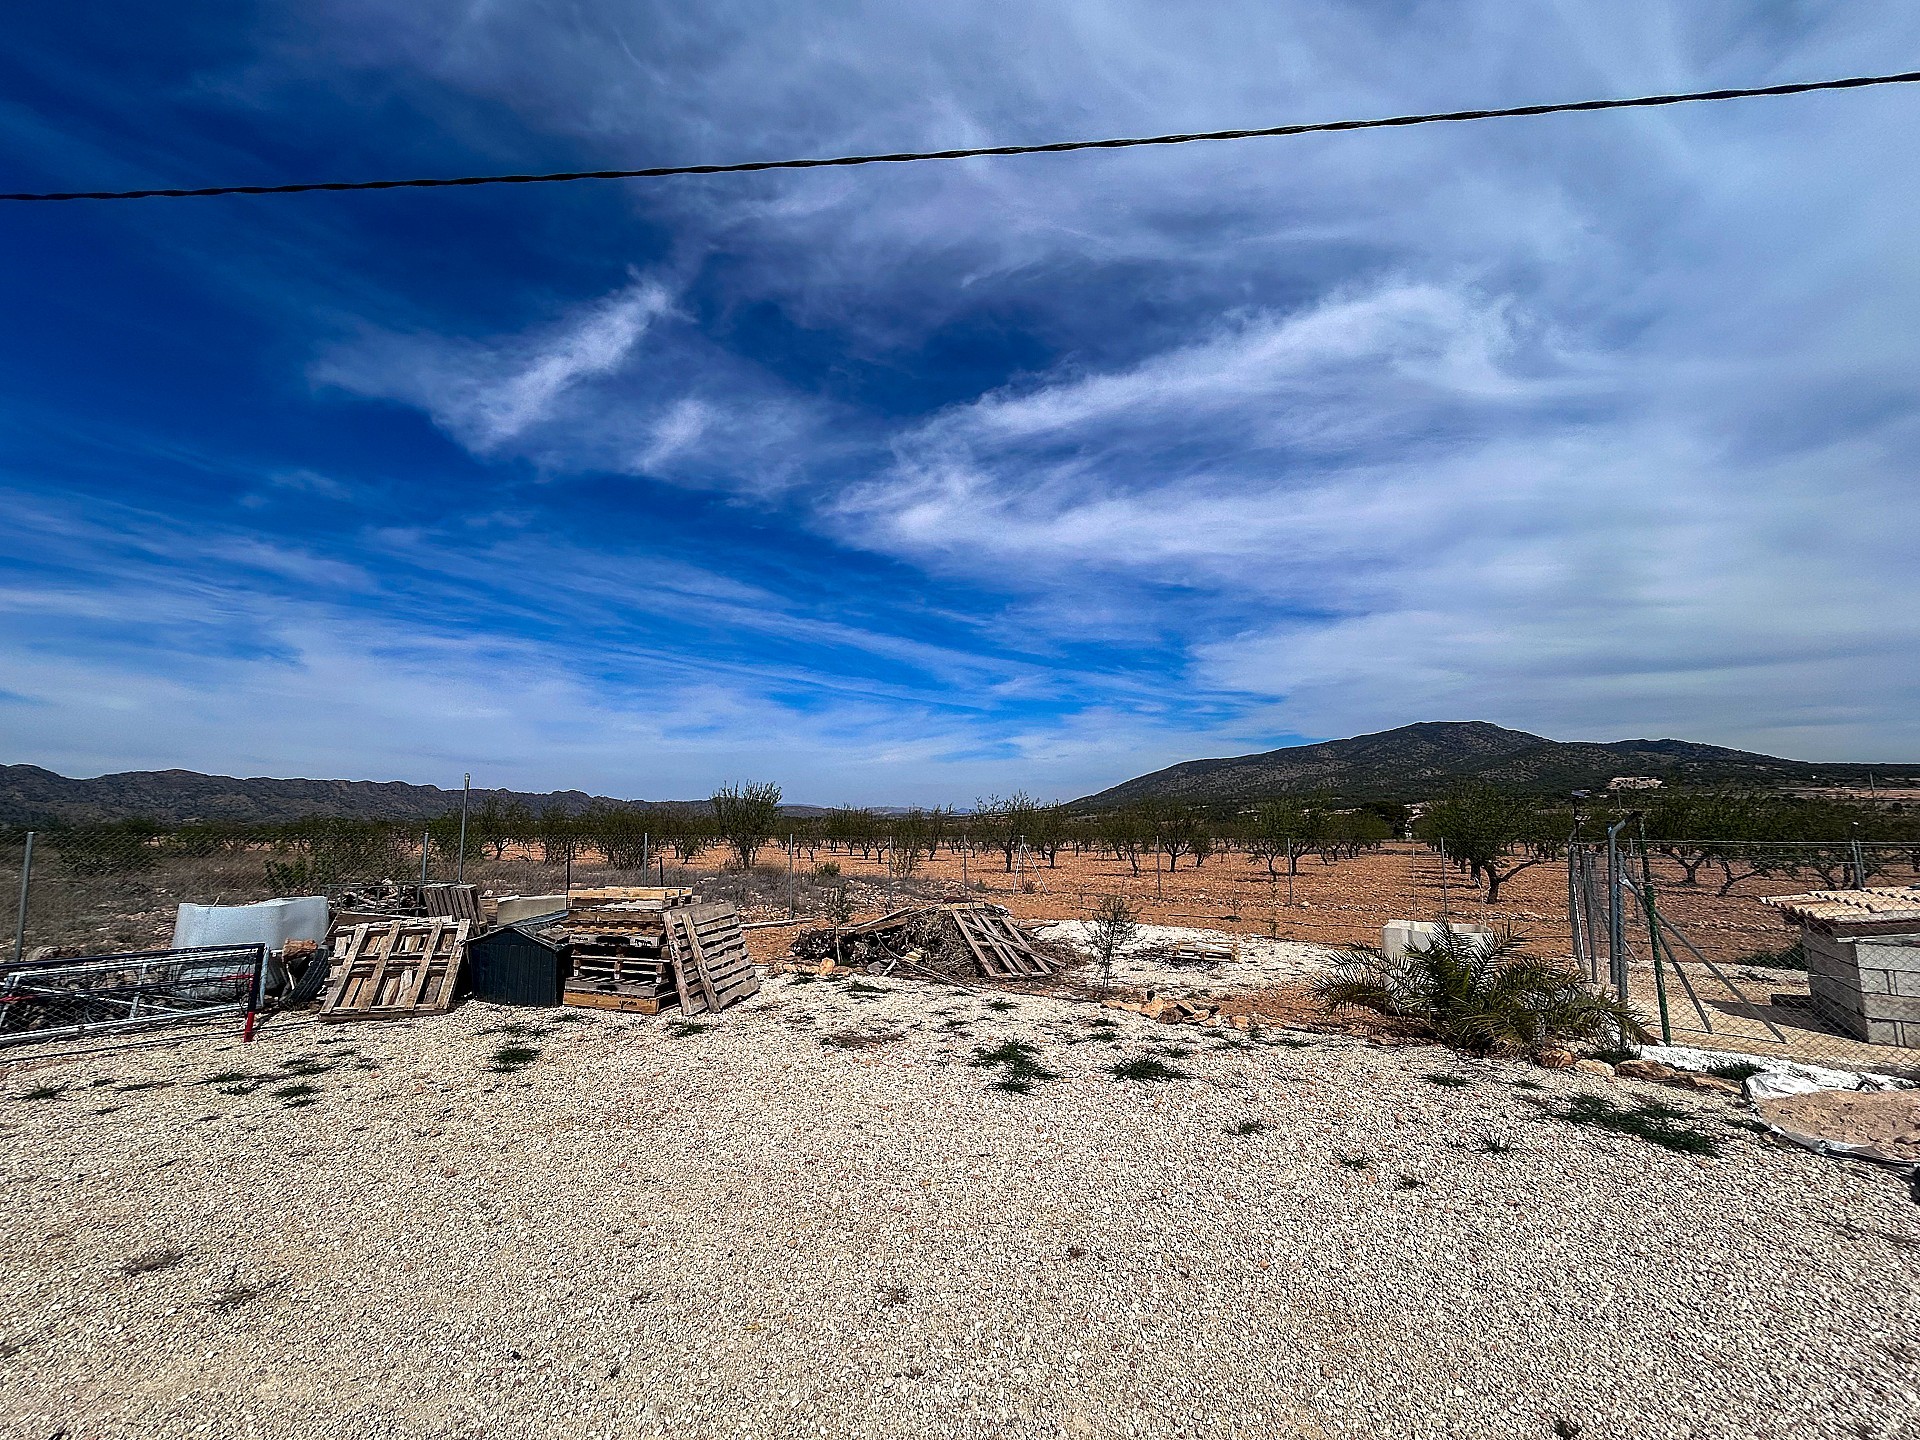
[172,896,328,953]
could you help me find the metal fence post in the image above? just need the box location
[1606,819,1629,1002]
[457,773,471,885]
[420,829,431,891]
[11,830,33,965]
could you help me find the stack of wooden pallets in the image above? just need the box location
[555,889,757,1016]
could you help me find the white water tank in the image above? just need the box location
[1382,920,1495,961]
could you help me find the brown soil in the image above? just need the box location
[1756,1089,1920,1160]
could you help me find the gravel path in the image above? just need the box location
[1,976,1916,1440]
[1032,921,1336,994]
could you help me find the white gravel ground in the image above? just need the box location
[1032,921,1336,994]
[1,974,1917,1440]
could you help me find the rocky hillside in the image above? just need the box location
[1076,721,1910,807]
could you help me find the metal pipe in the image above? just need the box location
[1606,818,1631,1003]
[12,831,33,965]
[419,828,430,892]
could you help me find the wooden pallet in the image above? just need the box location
[566,886,697,907]
[320,919,469,1020]
[422,884,482,923]
[664,903,759,1014]
[949,906,1052,979]
[561,987,672,1015]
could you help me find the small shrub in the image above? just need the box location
[876,1283,911,1307]
[665,1022,710,1039]
[983,998,1015,1013]
[1155,1043,1193,1058]
[1707,1061,1766,1084]
[1477,1135,1518,1155]
[1553,1093,1723,1157]
[813,860,842,880]
[1424,1072,1471,1089]
[1737,939,1806,970]
[971,1040,1058,1094]
[822,1029,903,1050]
[1227,1118,1267,1137]
[1019,878,1039,894]
[1312,926,1649,1056]
[1109,1056,1188,1083]
[272,1083,322,1107]
[1335,1152,1373,1171]
[490,1044,541,1073]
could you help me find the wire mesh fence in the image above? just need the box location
[1569,838,1920,1072]
[0,943,265,1047]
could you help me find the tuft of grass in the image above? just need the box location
[489,1044,542,1073]
[1155,1043,1194,1059]
[1477,1135,1518,1155]
[1736,939,1806,971]
[1395,1174,1426,1190]
[1707,1061,1766,1084]
[821,1029,903,1050]
[665,1021,710,1039]
[272,1083,321,1107]
[846,981,890,997]
[1509,1078,1547,1092]
[18,1084,68,1102]
[788,972,817,985]
[1424,1072,1471,1089]
[206,1272,270,1313]
[970,1039,1058,1095]
[1335,1152,1373,1171]
[876,1283,911,1307]
[122,1246,185,1276]
[1110,1056,1188,1083]
[1553,1419,1584,1440]
[1554,1093,1724,1157]
[113,1080,175,1093]
[1227,1117,1268,1137]
[278,1056,333,1078]
[983,998,1016,1013]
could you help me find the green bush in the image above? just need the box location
[1313,925,1649,1057]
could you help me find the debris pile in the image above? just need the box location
[789,903,1070,982]
[549,888,757,1017]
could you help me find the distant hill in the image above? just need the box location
[0,766,653,827]
[1075,721,1917,808]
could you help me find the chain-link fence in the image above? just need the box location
[1569,837,1920,1072]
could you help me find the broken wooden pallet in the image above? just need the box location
[320,919,469,1020]
[664,902,759,1015]
[948,905,1052,979]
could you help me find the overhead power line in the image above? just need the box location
[4,69,1917,204]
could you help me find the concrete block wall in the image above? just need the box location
[1804,929,1920,1046]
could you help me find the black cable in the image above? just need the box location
[4,69,1917,204]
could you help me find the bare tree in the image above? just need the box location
[711,782,783,869]
[1087,893,1140,991]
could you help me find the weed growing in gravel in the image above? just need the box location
[1227,1118,1267,1137]
[1477,1135,1518,1155]
[665,1022,710,1039]
[1335,1152,1373,1171]
[1267,1032,1315,1049]
[788,972,817,985]
[1509,1078,1547,1092]
[122,1246,185,1276]
[1707,1061,1766,1084]
[846,981,890,998]
[984,998,1016,1013]
[1395,1174,1426,1190]
[876,1283,911,1307]
[16,1084,67,1102]
[1424,1072,1472,1089]
[206,1270,270,1312]
[1155,1043,1194,1058]
[278,1056,333,1078]
[273,1083,322,1108]
[822,1029,903,1050]
[479,1021,552,1039]
[489,1044,542,1073]
[1553,1419,1584,1440]
[113,1080,175,1093]
[1552,1094,1723,1157]
[940,1018,973,1032]
[1109,1056,1188,1083]
[971,1040,1058,1095]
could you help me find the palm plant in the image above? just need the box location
[1311,925,1648,1056]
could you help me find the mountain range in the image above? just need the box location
[4,721,1913,825]
[1072,721,1916,808]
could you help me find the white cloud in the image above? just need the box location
[314,277,673,452]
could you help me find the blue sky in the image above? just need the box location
[3,3,1918,804]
